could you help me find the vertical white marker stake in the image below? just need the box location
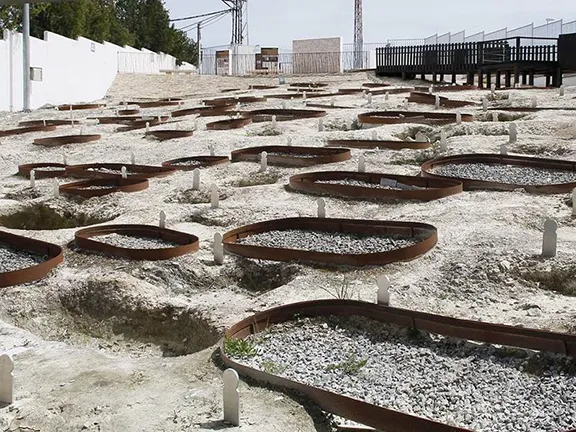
[122,98,126,107]
[560,85,565,97]
[214,233,224,265]
[509,122,518,144]
[318,118,324,132]
[362,90,367,99]
[428,86,433,94]
[456,111,462,125]
[192,168,200,190]
[490,83,496,97]
[500,143,508,155]
[157,115,161,123]
[572,188,576,217]
[434,95,441,110]
[440,130,447,152]
[542,218,558,258]
[236,102,241,112]
[62,153,67,165]
[281,101,287,110]
[159,211,166,229]
[271,115,277,129]
[302,91,307,101]
[210,184,219,209]
[42,120,46,127]
[482,98,488,112]
[531,97,538,108]
[223,368,240,426]
[377,275,390,306]
[317,198,326,218]
[384,91,389,101]
[347,120,353,131]
[29,170,36,188]
[209,144,215,157]
[287,136,292,147]
[371,130,378,141]
[367,93,373,105]
[259,151,268,172]
[0,354,14,405]
[145,122,150,133]
[492,112,499,122]
[358,155,366,173]
[193,118,198,130]
[52,179,59,199]
[80,126,84,136]
[330,97,335,107]
[69,106,73,119]
[121,166,128,179]
[130,151,136,165]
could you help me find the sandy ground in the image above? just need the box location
[1,71,576,431]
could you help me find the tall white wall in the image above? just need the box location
[0,30,178,112]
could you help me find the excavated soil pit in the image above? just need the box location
[223,257,300,293]
[0,203,115,230]
[18,163,67,179]
[231,145,351,167]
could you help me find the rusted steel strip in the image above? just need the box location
[88,116,170,125]
[289,82,328,88]
[57,103,105,110]
[66,163,177,180]
[488,107,576,112]
[421,153,576,194]
[249,85,278,90]
[414,85,478,92]
[231,145,351,167]
[116,117,172,132]
[221,88,243,93]
[288,87,326,93]
[126,100,181,108]
[0,230,63,288]
[362,82,391,88]
[359,111,473,126]
[18,163,67,179]
[161,156,230,171]
[33,134,101,147]
[242,108,327,122]
[368,87,414,95]
[289,171,463,201]
[408,91,477,108]
[206,117,253,130]
[18,119,77,127]
[59,178,149,198]
[117,109,140,116]
[171,105,234,118]
[0,125,57,137]
[221,299,576,432]
[266,92,335,100]
[74,224,199,261]
[305,103,355,109]
[337,88,366,95]
[222,217,437,266]
[203,96,267,106]
[326,139,431,150]
[145,130,194,140]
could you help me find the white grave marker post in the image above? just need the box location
[302,91,307,101]
[145,122,150,133]
[130,151,136,165]
[281,101,287,110]
[434,95,441,110]
[371,130,378,141]
[317,198,326,218]
[69,106,73,119]
[482,98,488,112]
[287,136,292,147]
[193,118,198,130]
[367,93,373,105]
[271,115,277,129]
[542,218,558,258]
[439,130,447,152]
[358,155,366,173]
[384,91,389,101]
[236,102,241,112]
[121,166,128,179]
[492,112,499,122]
[29,170,36,188]
[428,86,433,94]
[330,97,335,107]
[531,97,538,108]
[0,354,14,405]
[223,368,240,426]
[53,179,59,199]
[490,83,496,97]
[572,188,576,217]
[159,211,166,229]
[210,184,219,209]
[559,85,565,97]
[456,111,462,125]
[509,122,517,144]
[62,153,67,165]
[192,168,200,190]
[500,143,508,155]
[318,118,324,132]
[260,151,268,172]
[377,275,390,306]
[209,144,215,157]
[214,233,224,265]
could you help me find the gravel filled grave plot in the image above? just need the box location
[230,315,576,432]
[0,244,46,273]
[430,163,576,186]
[238,230,418,255]
[315,179,401,190]
[94,233,179,249]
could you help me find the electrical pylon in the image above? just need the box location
[354,0,364,69]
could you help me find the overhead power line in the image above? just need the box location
[170,9,230,23]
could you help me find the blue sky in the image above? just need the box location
[164,0,575,49]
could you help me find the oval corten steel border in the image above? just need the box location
[0,230,63,288]
[161,156,230,171]
[0,124,58,137]
[171,105,234,118]
[18,119,77,127]
[145,130,194,140]
[203,96,267,106]
[57,103,105,111]
[222,217,437,266]
[59,178,149,198]
[408,91,476,108]
[359,111,473,126]
[326,139,432,150]
[249,84,278,90]
[242,108,327,122]
[289,171,463,201]
[33,134,101,147]
[231,145,352,167]
[362,82,391,88]
[414,84,478,92]
[421,153,576,194]
[66,163,177,180]
[289,82,328,88]
[488,106,576,112]
[116,117,171,132]
[221,299,576,432]
[305,103,354,110]
[206,117,253,130]
[118,108,141,116]
[126,100,181,108]
[74,224,199,261]
[18,163,67,179]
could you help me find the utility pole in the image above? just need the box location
[354,0,363,70]
[197,23,202,74]
[222,0,247,45]
[23,3,31,111]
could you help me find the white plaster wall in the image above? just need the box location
[0,30,178,112]
[292,37,343,74]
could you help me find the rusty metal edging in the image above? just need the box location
[57,103,105,111]
[408,92,477,108]
[362,82,391,88]
[421,153,576,194]
[126,100,181,108]
[66,163,177,180]
[161,156,230,171]
[89,116,169,125]
[145,130,194,140]
[249,85,279,90]
[18,163,67,179]
[206,117,253,130]
[18,119,77,127]
[326,139,432,150]
[59,178,149,198]
[33,134,101,147]
[203,96,267,106]
[118,109,140,116]
[231,145,352,167]
[488,107,576,112]
[414,85,478,92]
[222,217,437,266]
[242,109,327,122]
[74,224,199,261]
[288,171,463,201]
[358,111,474,126]
[305,103,355,110]
[289,82,328,88]
[171,105,234,118]
[0,230,63,288]
[0,125,58,137]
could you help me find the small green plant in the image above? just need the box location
[326,353,368,375]
[261,360,287,375]
[224,337,257,358]
[320,277,357,299]
[234,171,282,188]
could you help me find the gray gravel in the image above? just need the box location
[431,163,576,185]
[231,315,576,432]
[95,233,178,249]
[172,160,202,167]
[0,245,46,273]
[267,152,318,159]
[238,229,418,254]
[79,185,117,190]
[36,166,65,172]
